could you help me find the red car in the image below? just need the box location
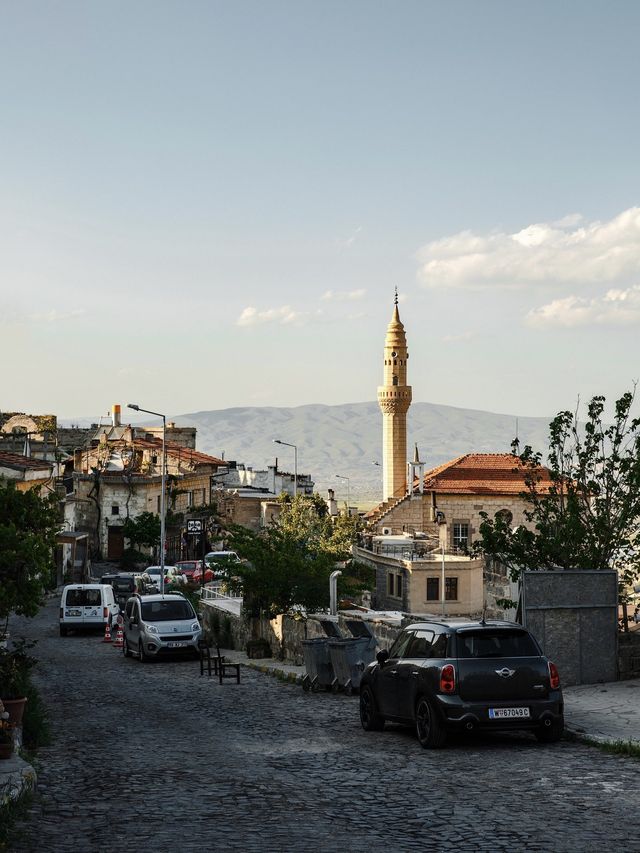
[175,560,203,582]
[192,564,216,584]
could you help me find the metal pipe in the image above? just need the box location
[330,570,342,616]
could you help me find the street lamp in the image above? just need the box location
[335,474,350,515]
[128,403,166,596]
[273,439,298,498]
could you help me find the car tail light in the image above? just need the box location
[440,664,456,694]
[103,606,108,619]
[548,661,560,689]
[59,607,63,619]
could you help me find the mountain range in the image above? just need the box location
[170,401,554,505]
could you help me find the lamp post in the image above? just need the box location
[128,403,166,596]
[273,439,298,498]
[335,474,351,515]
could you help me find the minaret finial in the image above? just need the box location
[394,286,398,306]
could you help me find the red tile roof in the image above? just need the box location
[420,453,553,496]
[0,451,53,471]
[132,438,225,466]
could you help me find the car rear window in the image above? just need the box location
[113,578,135,592]
[141,600,195,622]
[65,589,102,607]
[456,630,539,658]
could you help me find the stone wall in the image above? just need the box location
[523,570,618,686]
[618,632,640,680]
[199,601,402,664]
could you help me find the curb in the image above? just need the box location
[243,661,304,685]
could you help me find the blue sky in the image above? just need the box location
[1,1,639,420]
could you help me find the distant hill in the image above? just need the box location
[172,401,553,505]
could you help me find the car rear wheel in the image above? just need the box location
[535,716,564,743]
[359,686,385,732]
[138,641,149,663]
[415,697,447,749]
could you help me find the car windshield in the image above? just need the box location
[179,563,197,570]
[113,579,135,592]
[456,630,539,658]
[147,568,161,575]
[141,600,195,622]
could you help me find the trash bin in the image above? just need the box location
[328,636,377,693]
[302,638,335,692]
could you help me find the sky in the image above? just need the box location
[1,1,640,423]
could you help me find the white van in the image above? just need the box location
[59,584,120,636]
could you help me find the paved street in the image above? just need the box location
[9,598,640,852]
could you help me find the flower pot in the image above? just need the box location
[2,697,27,726]
[0,740,13,760]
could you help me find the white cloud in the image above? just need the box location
[417,207,640,289]
[236,305,304,327]
[321,288,366,302]
[527,285,640,328]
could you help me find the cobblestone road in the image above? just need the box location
[9,598,640,852]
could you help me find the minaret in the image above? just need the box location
[377,289,412,501]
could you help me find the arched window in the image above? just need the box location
[392,375,399,386]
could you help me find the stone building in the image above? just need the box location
[0,450,55,495]
[65,406,226,559]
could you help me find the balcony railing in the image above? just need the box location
[356,538,473,563]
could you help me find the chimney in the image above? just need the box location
[112,404,121,427]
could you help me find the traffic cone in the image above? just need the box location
[113,623,124,650]
[102,622,112,643]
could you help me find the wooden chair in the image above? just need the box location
[199,640,241,684]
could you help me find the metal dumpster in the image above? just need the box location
[301,638,335,692]
[328,636,377,693]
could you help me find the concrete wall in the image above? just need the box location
[523,570,618,686]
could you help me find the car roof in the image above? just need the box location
[130,593,186,602]
[404,619,525,632]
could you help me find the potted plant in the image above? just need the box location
[0,700,14,760]
[0,639,36,726]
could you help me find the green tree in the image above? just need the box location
[122,511,161,550]
[225,493,365,618]
[0,481,60,634]
[475,391,640,604]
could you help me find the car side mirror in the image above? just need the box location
[376,649,389,666]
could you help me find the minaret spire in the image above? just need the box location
[377,290,412,501]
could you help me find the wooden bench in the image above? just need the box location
[199,641,241,684]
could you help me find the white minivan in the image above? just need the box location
[59,584,120,636]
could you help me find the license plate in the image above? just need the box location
[489,707,530,719]
[167,641,186,648]
[66,609,81,617]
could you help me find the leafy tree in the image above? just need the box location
[0,481,60,634]
[475,391,640,605]
[225,493,365,618]
[122,511,160,550]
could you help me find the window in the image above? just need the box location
[405,630,434,658]
[426,577,439,601]
[151,455,158,464]
[387,573,395,596]
[456,630,540,659]
[396,573,403,598]
[453,522,469,550]
[157,496,161,512]
[111,504,120,516]
[392,375,399,386]
[445,577,458,601]
[187,491,193,507]
[388,630,414,659]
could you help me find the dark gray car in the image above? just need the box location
[359,620,564,749]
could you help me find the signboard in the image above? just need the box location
[186,519,203,534]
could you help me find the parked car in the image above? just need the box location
[122,593,202,661]
[59,584,120,636]
[100,573,138,610]
[175,560,203,582]
[144,566,185,591]
[359,620,564,749]
[204,550,240,567]
[192,564,216,584]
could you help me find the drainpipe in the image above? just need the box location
[330,570,342,616]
